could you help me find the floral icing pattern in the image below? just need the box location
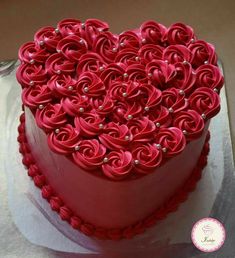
[17,19,224,181]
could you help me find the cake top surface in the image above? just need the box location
[17,18,224,181]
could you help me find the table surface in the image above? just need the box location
[0,0,235,158]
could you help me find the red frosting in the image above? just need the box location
[45,53,76,75]
[61,95,90,116]
[119,31,140,49]
[140,20,167,45]
[102,150,133,180]
[99,122,131,150]
[35,103,67,131]
[195,64,224,92]
[72,139,106,170]
[47,124,80,154]
[22,84,52,108]
[57,18,82,37]
[74,111,105,137]
[166,22,195,45]
[18,41,50,64]
[17,19,223,181]
[189,87,220,119]
[47,74,77,97]
[188,40,217,67]
[132,143,163,173]
[34,26,62,52]
[154,127,186,157]
[173,110,205,140]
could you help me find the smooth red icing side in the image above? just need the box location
[24,107,209,229]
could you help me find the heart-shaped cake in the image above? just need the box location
[16,19,223,239]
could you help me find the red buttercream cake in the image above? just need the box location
[16,19,224,239]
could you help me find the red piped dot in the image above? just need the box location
[93,227,107,239]
[19,142,30,154]
[132,221,145,235]
[70,216,82,229]
[18,123,25,133]
[59,206,72,221]
[17,134,27,143]
[28,164,40,177]
[123,226,136,239]
[19,113,25,123]
[41,185,53,199]
[107,229,122,240]
[22,153,34,167]
[33,174,46,188]
[143,214,158,228]
[50,196,63,211]
[80,223,95,236]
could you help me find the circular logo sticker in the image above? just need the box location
[191,218,225,252]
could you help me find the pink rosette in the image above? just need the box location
[147,60,176,89]
[115,48,139,65]
[162,87,188,113]
[57,18,82,37]
[140,21,167,45]
[163,45,192,64]
[167,23,195,45]
[77,72,105,97]
[22,84,52,109]
[139,44,163,64]
[90,96,114,115]
[188,40,217,67]
[18,41,49,64]
[16,63,47,88]
[173,110,205,140]
[102,150,133,180]
[85,19,109,31]
[76,52,107,75]
[92,32,119,63]
[108,81,140,102]
[108,81,127,101]
[57,35,88,62]
[111,102,129,123]
[74,112,105,137]
[72,139,106,170]
[118,30,140,49]
[34,26,62,52]
[124,102,143,121]
[170,62,196,95]
[126,64,149,83]
[35,103,67,131]
[127,117,156,143]
[47,74,77,97]
[131,143,163,174]
[81,19,109,47]
[61,95,90,116]
[138,84,162,110]
[147,105,172,128]
[99,122,131,150]
[45,53,75,75]
[100,63,126,85]
[188,87,220,119]
[47,124,80,154]
[154,127,186,157]
[195,64,224,92]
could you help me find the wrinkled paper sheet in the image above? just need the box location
[1,63,234,257]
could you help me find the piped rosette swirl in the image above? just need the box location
[17,19,223,181]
